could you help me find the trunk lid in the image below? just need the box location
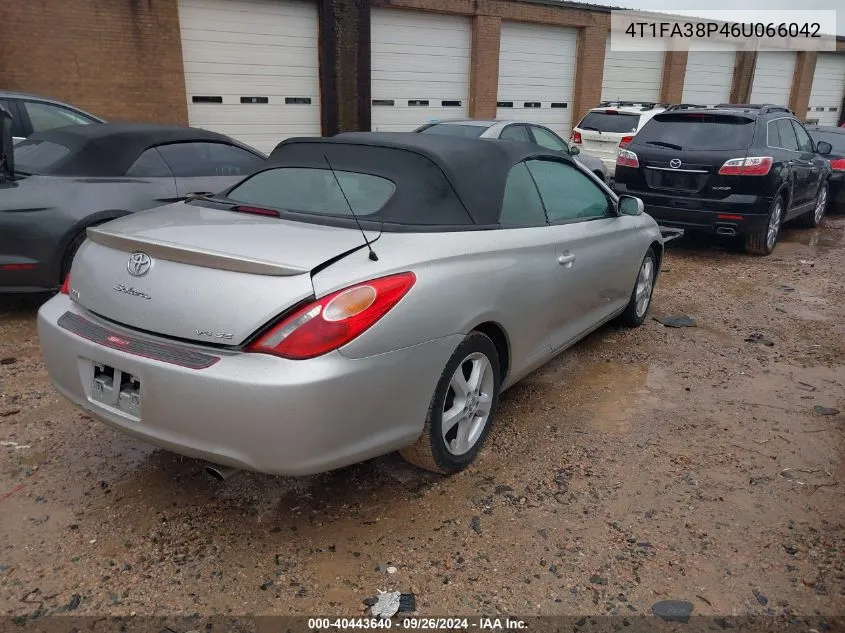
[68,202,378,345]
[575,110,642,163]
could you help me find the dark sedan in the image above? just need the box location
[807,125,845,211]
[1,123,266,293]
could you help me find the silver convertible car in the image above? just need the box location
[37,133,664,477]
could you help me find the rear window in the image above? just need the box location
[635,113,755,150]
[809,130,845,153]
[418,124,486,138]
[226,167,396,216]
[578,111,640,134]
[13,140,72,173]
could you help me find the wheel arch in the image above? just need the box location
[57,210,130,283]
[469,320,511,384]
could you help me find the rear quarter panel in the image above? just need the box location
[312,228,560,380]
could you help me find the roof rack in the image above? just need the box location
[663,103,794,115]
[597,101,669,111]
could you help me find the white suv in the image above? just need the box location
[571,102,667,178]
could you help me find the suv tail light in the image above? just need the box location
[616,148,639,168]
[619,135,634,149]
[246,272,416,360]
[718,156,773,176]
[60,276,70,295]
[830,158,845,172]
[571,131,582,144]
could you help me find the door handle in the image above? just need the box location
[558,252,576,267]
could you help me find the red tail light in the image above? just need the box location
[60,276,70,295]
[233,205,281,218]
[619,135,634,149]
[571,130,582,144]
[830,158,845,172]
[616,148,639,169]
[718,156,773,176]
[246,272,416,360]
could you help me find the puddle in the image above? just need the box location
[780,224,845,253]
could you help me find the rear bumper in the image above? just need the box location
[614,184,772,234]
[37,295,461,476]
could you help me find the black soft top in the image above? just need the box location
[19,123,248,177]
[265,132,571,227]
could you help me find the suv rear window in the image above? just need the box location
[636,113,755,150]
[808,130,845,153]
[226,167,396,216]
[578,111,640,134]
[13,140,72,173]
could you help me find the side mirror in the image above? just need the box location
[816,141,832,155]
[618,195,644,216]
[0,104,14,184]
[568,145,581,156]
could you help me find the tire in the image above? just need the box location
[60,229,88,283]
[796,182,828,228]
[745,195,784,256]
[616,247,657,327]
[400,332,501,475]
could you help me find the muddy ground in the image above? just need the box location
[1,216,843,620]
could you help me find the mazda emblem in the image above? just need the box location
[127,252,152,277]
[669,159,682,169]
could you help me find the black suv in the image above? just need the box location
[613,104,833,255]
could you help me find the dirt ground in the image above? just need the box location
[1,216,843,620]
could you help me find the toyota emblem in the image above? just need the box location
[669,159,682,169]
[127,252,152,277]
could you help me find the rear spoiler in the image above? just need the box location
[87,225,309,277]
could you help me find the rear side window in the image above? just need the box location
[12,140,71,173]
[775,119,799,151]
[636,113,755,150]
[499,162,547,227]
[500,125,532,143]
[125,148,173,178]
[24,101,97,133]
[417,124,485,138]
[226,167,396,216]
[157,142,263,177]
[578,111,640,134]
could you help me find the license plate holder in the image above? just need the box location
[92,363,141,417]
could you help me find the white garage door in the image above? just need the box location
[496,22,577,138]
[371,9,470,132]
[682,51,737,105]
[750,51,797,107]
[178,0,321,155]
[807,53,845,127]
[601,37,664,103]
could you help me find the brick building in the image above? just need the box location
[1,0,844,153]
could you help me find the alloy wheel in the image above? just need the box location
[766,201,782,250]
[814,186,827,224]
[635,257,654,318]
[441,352,495,456]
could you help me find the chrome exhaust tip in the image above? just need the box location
[715,226,737,236]
[205,464,241,481]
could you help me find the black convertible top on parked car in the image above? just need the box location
[260,132,578,228]
[15,123,255,177]
[2,123,266,294]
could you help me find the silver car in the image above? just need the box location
[413,119,609,183]
[37,132,663,477]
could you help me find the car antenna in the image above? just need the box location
[323,153,378,261]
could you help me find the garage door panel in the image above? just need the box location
[178,0,320,154]
[601,37,663,103]
[371,8,470,131]
[750,51,796,106]
[682,51,737,104]
[808,53,845,126]
[497,22,576,137]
